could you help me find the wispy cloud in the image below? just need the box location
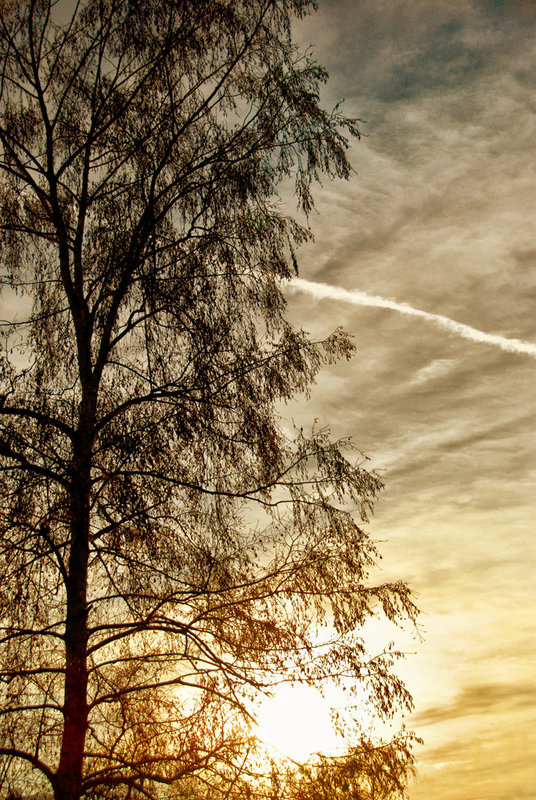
[413,681,536,727]
[289,278,536,358]
[292,4,536,799]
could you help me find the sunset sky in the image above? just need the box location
[283,1,536,797]
[1,1,533,796]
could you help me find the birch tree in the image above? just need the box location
[0,1,418,798]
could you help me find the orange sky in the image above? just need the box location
[284,1,536,796]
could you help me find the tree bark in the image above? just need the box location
[55,395,95,800]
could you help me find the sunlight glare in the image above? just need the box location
[255,683,340,761]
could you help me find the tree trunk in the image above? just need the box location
[55,532,89,800]
[55,401,95,800]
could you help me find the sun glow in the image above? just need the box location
[255,683,341,762]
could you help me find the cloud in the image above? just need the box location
[407,358,456,386]
[289,4,536,799]
[289,278,536,358]
[413,681,536,727]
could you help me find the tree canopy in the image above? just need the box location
[0,1,419,798]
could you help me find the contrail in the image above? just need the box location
[289,278,536,358]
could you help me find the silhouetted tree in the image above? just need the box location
[0,1,419,798]
[278,731,421,800]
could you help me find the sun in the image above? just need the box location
[254,683,341,762]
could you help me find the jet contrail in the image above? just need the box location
[289,278,536,358]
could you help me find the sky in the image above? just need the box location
[0,2,533,796]
[282,1,536,798]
